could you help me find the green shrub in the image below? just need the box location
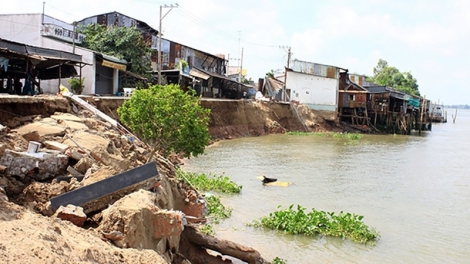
[68,77,84,94]
[250,204,379,245]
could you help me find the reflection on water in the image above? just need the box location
[183,109,470,263]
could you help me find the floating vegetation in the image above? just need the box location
[199,224,214,235]
[205,195,232,224]
[250,204,380,245]
[270,257,288,264]
[176,169,241,232]
[287,131,363,140]
[176,169,242,193]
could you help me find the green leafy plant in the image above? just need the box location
[176,169,242,193]
[287,131,363,140]
[270,257,287,264]
[118,84,211,160]
[79,24,152,77]
[175,169,241,228]
[68,77,84,95]
[206,195,232,224]
[199,224,214,235]
[250,204,380,245]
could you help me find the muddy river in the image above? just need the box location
[183,109,470,263]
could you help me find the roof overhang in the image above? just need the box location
[95,53,127,71]
[189,68,210,80]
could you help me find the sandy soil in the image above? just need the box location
[0,201,166,264]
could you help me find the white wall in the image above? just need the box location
[41,38,96,94]
[0,14,42,45]
[0,14,97,94]
[287,71,338,112]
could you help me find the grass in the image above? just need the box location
[287,131,363,140]
[270,257,287,264]
[176,169,241,232]
[176,169,242,193]
[249,204,380,245]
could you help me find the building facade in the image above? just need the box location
[0,13,125,95]
[286,59,342,120]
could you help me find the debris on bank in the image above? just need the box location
[0,97,267,264]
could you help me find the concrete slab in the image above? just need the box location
[49,162,159,213]
[63,131,110,151]
[43,141,70,153]
[51,113,83,122]
[0,149,68,180]
[13,119,66,138]
[61,120,89,131]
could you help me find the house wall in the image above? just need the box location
[287,71,338,112]
[0,14,97,94]
[41,38,96,94]
[0,14,42,46]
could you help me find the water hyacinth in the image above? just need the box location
[176,169,242,193]
[251,204,379,245]
[287,131,363,140]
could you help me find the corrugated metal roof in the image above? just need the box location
[264,77,284,96]
[364,86,390,94]
[189,68,210,80]
[290,59,341,79]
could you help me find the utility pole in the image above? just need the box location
[158,3,178,85]
[280,46,291,101]
[239,47,244,87]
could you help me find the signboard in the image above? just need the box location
[102,59,127,71]
[42,23,85,44]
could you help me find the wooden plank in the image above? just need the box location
[50,162,158,212]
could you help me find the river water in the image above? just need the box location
[182,109,470,263]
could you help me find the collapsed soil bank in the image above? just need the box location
[89,97,343,139]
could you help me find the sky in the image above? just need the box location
[2,0,469,105]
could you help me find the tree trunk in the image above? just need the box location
[182,225,266,264]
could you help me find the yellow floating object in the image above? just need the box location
[255,176,292,187]
[264,181,292,187]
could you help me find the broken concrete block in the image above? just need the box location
[0,149,68,181]
[92,146,129,172]
[51,113,83,122]
[67,166,83,177]
[181,195,207,221]
[43,141,70,153]
[103,131,119,139]
[98,189,180,253]
[154,210,185,238]
[73,157,93,174]
[66,148,84,161]
[13,119,66,138]
[63,131,110,152]
[61,120,89,131]
[0,187,8,202]
[56,204,87,227]
[22,131,40,142]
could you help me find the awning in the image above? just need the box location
[95,53,127,71]
[189,68,210,80]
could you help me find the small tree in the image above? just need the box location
[368,59,420,96]
[117,84,211,160]
[79,24,152,77]
[68,77,84,94]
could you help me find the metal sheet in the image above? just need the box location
[49,162,159,211]
[189,68,210,80]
